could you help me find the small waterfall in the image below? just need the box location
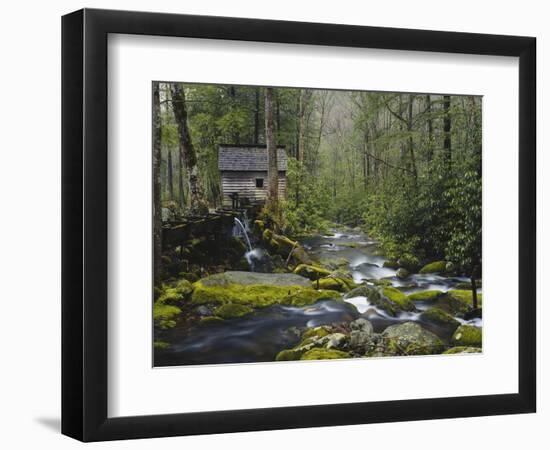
[233,217,253,252]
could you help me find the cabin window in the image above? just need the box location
[255,178,264,188]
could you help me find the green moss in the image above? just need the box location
[199,316,225,325]
[316,273,355,292]
[447,289,483,307]
[263,229,295,253]
[443,346,482,354]
[349,286,397,316]
[293,264,332,280]
[419,261,447,274]
[153,340,170,350]
[408,290,444,302]
[153,301,181,329]
[157,287,182,305]
[214,303,254,319]
[302,326,331,342]
[452,325,482,347]
[300,348,350,360]
[420,307,460,328]
[191,282,339,308]
[276,349,303,361]
[317,277,344,291]
[254,220,265,232]
[382,287,416,311]
[287,288,340,307]
[370,278,393,287]
[174,279,193,296]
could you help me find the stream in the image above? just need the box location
[155,228,482,367]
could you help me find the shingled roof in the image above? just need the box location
[218,145,288,172]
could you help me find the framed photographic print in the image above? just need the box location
[62,8,536,441]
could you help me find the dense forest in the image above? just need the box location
[153,82,483,366]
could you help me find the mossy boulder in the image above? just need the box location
[316,270,356,292]
[317,277,347,291]
[191,272,339,308]
[408,290,444,303]
[153,283,188,328]
[300,348,350,360]
[192,282,339,308]
[350,318,373,333]
[275,348,303,361]
[447,289,483,307]
[153,340,170,351]
[302,326,332,343]
[443,346,482,355]
[346,285,370,298]
[396,268,410,279]
[381,322,445,356]
[293,264,331,280]
[451,325,482,347]
[419,261,447,274]
[156,280,193,305]
[368,278,393,287]
[420,307,460,330]
[214,303,254,319]
[382,287,416,312]
[174,279,193,296]
[345,285,396,317]
[324,333,349,350]
[349,318,375,353]
[199,316,225,325]
[197,271,311,287]
[434,293,473,317]
[153,300,181,329]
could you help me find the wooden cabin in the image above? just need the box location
[218,144,287,207]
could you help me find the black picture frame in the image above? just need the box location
[62,8,536,442]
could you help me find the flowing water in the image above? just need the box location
[155,300,358,366]
[156,227,482,366]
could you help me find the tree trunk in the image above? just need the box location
[363,128,370,190]
[167,149,174,201]
[229,86,240,144]
[443,95,452,172]
[298,89,307,164]
[265,87,279,212]
[170,84,208,216]
[254,88,260,143]
[425,95,433,162]
[407,95,418,181]
[178,151,185,209]
[152,82,162,287]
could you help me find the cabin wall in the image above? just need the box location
[221,171,286,206]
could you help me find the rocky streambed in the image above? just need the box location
[154,227,482,367]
